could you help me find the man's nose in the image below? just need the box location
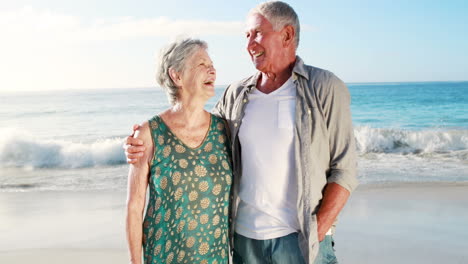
[246,35,256,50]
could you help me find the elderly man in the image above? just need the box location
[125,1,357,263]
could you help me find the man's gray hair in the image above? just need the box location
[250,1,300,48]
[156,38,208,105]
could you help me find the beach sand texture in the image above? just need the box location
[1,183,467,264]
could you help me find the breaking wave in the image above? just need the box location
[0,128,125,169]
[354,126,468,159]
[1,127,466,169]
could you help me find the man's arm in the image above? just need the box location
[323,73,358,191]
[316,73,358,241]
[316,183,350,241]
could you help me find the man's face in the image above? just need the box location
[245,13,284,73]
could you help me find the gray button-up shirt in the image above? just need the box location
[213,56,358,263]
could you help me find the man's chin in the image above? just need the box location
[252,60,266,72]
[254,65,268,73]
[253,53,269,65]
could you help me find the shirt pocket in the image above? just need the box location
[277,99,296,129]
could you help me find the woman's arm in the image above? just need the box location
[126,121,153,264]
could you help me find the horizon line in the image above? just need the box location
[1,80,467,95]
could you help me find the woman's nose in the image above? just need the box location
[208,65,216,74]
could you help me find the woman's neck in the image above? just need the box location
[167,101,209,128]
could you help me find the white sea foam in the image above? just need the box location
[0,128,125,169]
[1,127,467,170]
[354,127,468,183]
[354,126,468,158]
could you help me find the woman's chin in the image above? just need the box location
[206,92,215,100]
[205,86,216,97]
[196,91,215,103]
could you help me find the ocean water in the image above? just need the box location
[0,82,467,191]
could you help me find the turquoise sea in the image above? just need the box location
[0,82,467,191]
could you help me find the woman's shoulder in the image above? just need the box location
[128,121,153,155]
[135,120,151,137]
[210,113,230,135]
[148,111,164,123]
[148,115,161,129]
[210,113,226,125]
[148,109,171,130]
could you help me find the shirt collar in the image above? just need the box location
[292,56,309,81]
[245,71,261,91]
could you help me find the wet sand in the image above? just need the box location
[1,183,467,263]
[335,182,468,264]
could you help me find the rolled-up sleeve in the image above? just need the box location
[323,74,359,193]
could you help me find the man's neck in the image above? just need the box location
[256,60,295,94]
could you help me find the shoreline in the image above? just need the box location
[1,182,467,263]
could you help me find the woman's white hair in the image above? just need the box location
[156,38,208,105]
[249,1,300,48]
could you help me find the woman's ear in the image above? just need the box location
[169,68,182,87]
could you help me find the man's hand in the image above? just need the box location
[123,124,146,164]
[316,183,350,241]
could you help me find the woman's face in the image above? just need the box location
[177,48,216,102]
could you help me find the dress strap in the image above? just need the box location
[148,115,162,166]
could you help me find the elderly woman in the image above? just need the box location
[126,38,232,264]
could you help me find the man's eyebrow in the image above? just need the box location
[245,26,259,33]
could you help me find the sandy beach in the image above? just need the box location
[0,191,128,263]
[335,182,468,264]
[1,183,467,264]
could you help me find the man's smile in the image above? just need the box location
[251,51,265,58]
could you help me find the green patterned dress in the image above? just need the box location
[143,114,232,264]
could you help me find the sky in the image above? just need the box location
[0,0,467,92]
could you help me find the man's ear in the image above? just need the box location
[282,25,295,48]
[169,68,182,87]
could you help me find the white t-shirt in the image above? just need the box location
[235,76,300,239]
